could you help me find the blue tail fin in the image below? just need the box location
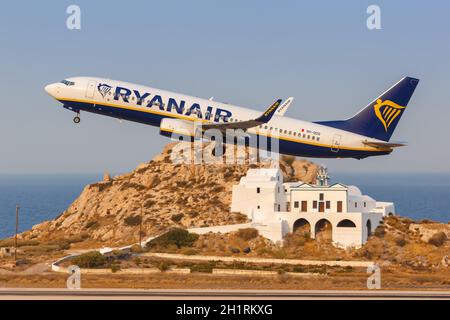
[317,77,419,141]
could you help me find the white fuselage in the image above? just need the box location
[44,77,392,159]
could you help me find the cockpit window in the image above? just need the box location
[60,80,75,86]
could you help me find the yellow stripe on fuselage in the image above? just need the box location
[59,97,389,153]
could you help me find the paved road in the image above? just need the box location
[0,289,449,299]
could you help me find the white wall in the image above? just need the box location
[290,188,347,213]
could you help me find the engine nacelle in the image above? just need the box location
[159,118,196,140]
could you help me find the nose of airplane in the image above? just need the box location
[44,83,59,97]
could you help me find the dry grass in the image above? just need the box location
[1,268,449,290]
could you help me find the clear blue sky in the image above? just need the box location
[1,1,449,174]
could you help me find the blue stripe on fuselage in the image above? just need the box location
[60,100,390,159]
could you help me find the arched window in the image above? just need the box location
[337,219,356,228]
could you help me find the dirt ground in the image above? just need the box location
[1,268,449,290]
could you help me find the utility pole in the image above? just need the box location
[14,204,20,262]
[139,203,143,247]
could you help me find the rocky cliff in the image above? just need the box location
[20,142,319,246]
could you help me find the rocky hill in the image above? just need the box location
[19,142,319,246]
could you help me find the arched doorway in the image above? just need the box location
[337,219,356,228]
[315,219,332,242]
[366,220,372,239]
[293,218,311,237]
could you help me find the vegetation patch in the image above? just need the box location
[236,228,259,241]
[84,220,100,230]
[71,251,107,268]
[171,213,184,223]
[428,232,448,247]
[147,228,199,250]
[124,215,142,226]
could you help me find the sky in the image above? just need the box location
[0,0,449,174]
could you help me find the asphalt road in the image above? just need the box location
[0,289,449,300]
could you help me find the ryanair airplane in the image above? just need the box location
[45,76,419,159]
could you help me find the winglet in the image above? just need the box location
[256,99,282,123]
[276,97,294,116]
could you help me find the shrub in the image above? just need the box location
[130,244,144,253]
[292,266,306,273]
[144,199,156,208]
[111,264,121,273]
[0,239,39,248]
[374,226,386,238]
[147,228,199,249]
[66,233,90,244]
[229,247,240,254]
[171,213,184,223]
[179,247,199,255]
[236,228,259,241]
[110,249,130,260]
[22,244,60,254]
[428,232,448,247]
[344,266,353,273]
[187,211,199,218]
[85,220,100,230]
[395,237,407,247]
[54,239,71,250]
[124,215,142,226]
[190,263,213,273]
[158,261,170,272]
[71,251,107,268]
[277,268,286,275]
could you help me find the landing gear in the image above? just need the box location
[73,113,81,124]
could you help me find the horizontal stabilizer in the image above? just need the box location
[362,140,407,148]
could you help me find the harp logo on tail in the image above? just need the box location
[97,83,112,98]
[373,99,406,132]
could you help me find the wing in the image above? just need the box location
[276,97,294,116]
[201,99,282,132]
[362,140,407,148]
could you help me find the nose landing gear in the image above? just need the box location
[73,113,81,124]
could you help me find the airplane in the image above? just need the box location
[44,76,419,159]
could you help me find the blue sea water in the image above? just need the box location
[332,173,450,224]
[0,174,101,239]
[0,173,449,239]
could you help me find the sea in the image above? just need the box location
[0,173,449,239]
